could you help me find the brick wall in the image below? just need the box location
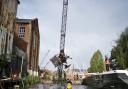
[15,18,40,76]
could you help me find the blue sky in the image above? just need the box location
[17,0,128,70]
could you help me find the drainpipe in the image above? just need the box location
[19,57,23,78]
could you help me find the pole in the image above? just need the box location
[19,57,23,78]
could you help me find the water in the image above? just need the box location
[34,84,89,89]
[30,84,125,89]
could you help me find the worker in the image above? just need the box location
[66,79,72,89]
[104,56,110,71]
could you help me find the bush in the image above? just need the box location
[23,75,41,87]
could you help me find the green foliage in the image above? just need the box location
[88,50,104,73]
[110,28,128,69]
[23,75,41,87]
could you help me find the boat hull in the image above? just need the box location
[82,70,128,89]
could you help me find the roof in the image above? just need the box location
[16,18,32,24]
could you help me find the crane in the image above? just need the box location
[39,50,50,69]
[50,0,70,84]
[58,0,69,84]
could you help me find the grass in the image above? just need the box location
[23,75,41,88]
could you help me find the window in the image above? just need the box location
[18,26,25,38]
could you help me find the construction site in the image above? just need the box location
[0,0,128,89]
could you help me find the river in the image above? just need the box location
[29,84,124,89]
[30,84,95,89]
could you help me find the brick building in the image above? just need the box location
[0,0,20,56]
[15,18,40,76]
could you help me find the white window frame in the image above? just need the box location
[18,26,25,38]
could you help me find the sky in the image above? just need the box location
[17,0,128,70]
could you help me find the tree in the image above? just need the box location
[88,50,104,73]
[110,27,128,69]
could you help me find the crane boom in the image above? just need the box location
[58,0,68,84]
[60,0,68,54]
[39,50,50,69]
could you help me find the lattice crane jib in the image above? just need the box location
[59,0,68,63]
[60,0,68,54]
[58,0,68,84]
